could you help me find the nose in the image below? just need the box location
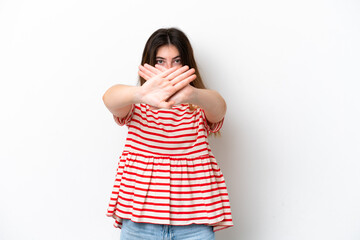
[164,63,172,69]
[164,63,181,69]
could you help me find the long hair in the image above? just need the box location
[139,28,205,89]
[139,28,220,136]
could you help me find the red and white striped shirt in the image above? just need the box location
[106,103,233,232]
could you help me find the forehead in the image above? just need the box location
[156,44,180,57]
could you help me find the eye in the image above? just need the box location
[173,58,182,66]
[156,59,164,64]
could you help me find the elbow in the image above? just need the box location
[102,87,113,109]
[218,94,227,120]
[102,91,109,107]
[222,97,227,116]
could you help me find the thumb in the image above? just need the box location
[158,101,175,109]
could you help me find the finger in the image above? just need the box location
[149,105,159,111]
[159,66,181,78]
[165,65,190,80]
[155,64,167,72]
[166,93,178,105]
[158,100,175,109]
[173,74,197,91]
[144,63,162,75]
[138,69,151,81]
[139,65,156,78]
[171,68,195,85]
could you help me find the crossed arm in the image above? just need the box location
[102,64,226,124]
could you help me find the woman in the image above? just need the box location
[103,27,233,240]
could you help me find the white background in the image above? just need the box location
[1,0,359,239]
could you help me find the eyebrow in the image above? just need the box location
[156,56,181,60]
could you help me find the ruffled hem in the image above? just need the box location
[106,212,234,232]
[106,152,233,232]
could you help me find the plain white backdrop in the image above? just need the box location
[1,0,359,239]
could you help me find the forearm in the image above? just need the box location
[191,88,227,123]
[102,84,141,118]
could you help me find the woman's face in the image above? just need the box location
[155,44,182,69]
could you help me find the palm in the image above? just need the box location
[167,84,194,105]
[141,75,178,108]
[138,64,196,109]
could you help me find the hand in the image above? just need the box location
[154,65,196,106]
[138,64,196,109]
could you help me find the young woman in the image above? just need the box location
[103,28,233,240]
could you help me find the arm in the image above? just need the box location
[102,65,196,119]
[102,84,139,119]
[151,64,226,123]
[190,88,227,124]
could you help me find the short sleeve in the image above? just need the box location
[113,104,135,126]
[199,108,224,133]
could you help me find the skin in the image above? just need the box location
[102,44,226,124]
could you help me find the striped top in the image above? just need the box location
[106,103,233,232]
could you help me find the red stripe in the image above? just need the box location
[108,216,232,231]
[129,124,199,139]
[127,138,208,151]
[115,203,230,215]
[216,219,233,222]
[144,108,192,117]
[130,119,203,134]
[137,104,192,114]
[118,175,225,187]
[126,145,211,157]
[172,168,220,174]
[128,131,206,144]
[120,152,215,161]
[117,156,218,168]
[136,105,195,118]
[134,111,197,126]
[111,210,232,221]
[109,197,229,208]
[171,104,193,111]
[117,182,227,194]
[120,169,223,181]
[115,167,220,175]
[118,188,229,201]
[122,164,220,174]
